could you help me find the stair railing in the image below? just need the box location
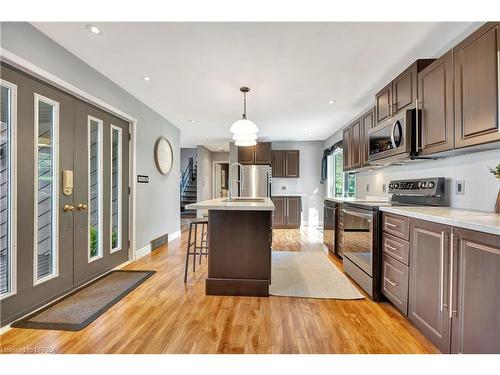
[180,153,197,196]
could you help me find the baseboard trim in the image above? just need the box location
[168,229,181,242]
[134,244,152,261]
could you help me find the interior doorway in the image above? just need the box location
[212,161,229,198]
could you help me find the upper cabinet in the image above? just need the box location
[454,22,500,149]
[349,118,362,169]
[360,107,375,166]
[375,59,434,126]
[342,126,351,171]
[238,142,271,165]
[271,149,300,178]
[418,50,455,156]
[343,107,374,172]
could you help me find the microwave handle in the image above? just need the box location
[390,122,397,150]
[415,99,420,152]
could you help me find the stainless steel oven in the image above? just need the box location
[341,204,380,299]
[368,109,416,164]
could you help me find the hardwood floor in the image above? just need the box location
[0,222,438,354]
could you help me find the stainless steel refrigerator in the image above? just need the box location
[239,165,272,198]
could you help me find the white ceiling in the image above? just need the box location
[33,22,478,151]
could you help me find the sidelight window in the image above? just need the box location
[88,116,103,261]
[34,94,59,284]
[327,148,356,198]
[110,125,122,252]
[0,81,17,298]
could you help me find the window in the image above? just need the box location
[110,125,122,253]
[88,116,103,261]
[0,80,16,298]
[327,148,356,198]
[34,94,59,284]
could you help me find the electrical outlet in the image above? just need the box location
[281,185,286,191]
[366,184,370,192]
[382,184,387,193]
[455,180,465,195]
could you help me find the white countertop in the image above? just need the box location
[325,197,389,204]
[272,193,307,197]
[379,206,500,236]
[186,197,275,211]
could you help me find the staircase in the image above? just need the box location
[180,156,197,217]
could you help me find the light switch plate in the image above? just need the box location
[455,180,465,195]
[366,184,370,192]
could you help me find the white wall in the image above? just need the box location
[355,149,500,212]
[196,146,213,203]
[271,141,324,226]
[1,22,181,252]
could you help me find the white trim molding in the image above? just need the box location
[168,230,182,242]
[134,244,151,261]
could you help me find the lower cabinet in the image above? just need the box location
[271,196,301,229]
[382,254,409,315]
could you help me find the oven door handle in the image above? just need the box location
[342,208,373,221]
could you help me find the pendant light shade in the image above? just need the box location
[230,87,259,139]
[230,119,259,134]
[235,139,257,147]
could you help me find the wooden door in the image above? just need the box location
[255,142,271,164]
[271,197,286,228]
[284,150,300,178]
[418,50,455,155]
[454,22,500,148]
[342,127,351,171]
[237,145,255,164]
[409,219,452,353]
[349,119,361,169]
[451,228,500,353]
[360,108,374,167]
[375,82,392,124]
[271,150,285,177]
[393,64,418,114]
[285,197,301,228]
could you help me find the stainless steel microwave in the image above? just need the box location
[368,109,417,164]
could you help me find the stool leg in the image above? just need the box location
[200,223,206,265]
[184,223,193,283]
[193,222,198,272]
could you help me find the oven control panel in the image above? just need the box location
[388,177,445,196]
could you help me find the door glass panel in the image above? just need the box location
[35,95,58,282]
[88,117,103,261]
[110,126,122,252]
[0,82,15,296]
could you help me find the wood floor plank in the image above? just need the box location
[0,221,439,354]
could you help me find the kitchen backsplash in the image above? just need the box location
[355,149,499,212]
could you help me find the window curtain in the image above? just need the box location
[320,140,342,183]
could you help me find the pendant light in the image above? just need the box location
[230,87,258,146]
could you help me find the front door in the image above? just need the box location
[0,63,129,326]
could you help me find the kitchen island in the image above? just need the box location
[185,197,275,296]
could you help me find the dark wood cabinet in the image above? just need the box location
[451,228,500,354]
[375,59,434,125]
[382,254,409,315]
[454,22,500,149]
[409,219,452,353]
[271,150,300,178]
[418,50,455,155]
[349,118,361,169]
[271,196,301,229]
[342,126,351,171]
[360,108,374,167]
[238,142,271,165]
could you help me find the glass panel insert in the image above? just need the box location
[88,117,103,260]
[35,95,58,282]
[0,83,15,296]
[110,126,122,252]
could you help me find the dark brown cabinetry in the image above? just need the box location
[417,50,455,155]
[238,142,271,165]
[271,196,301,229]
[271,150,300,178]
[343,107,374,172]
[408,219,452,353]
[349,118,361,169]
[454,22,500,149]
[375,59,434,126]
[342,127,351,170]
[360,108,375,166]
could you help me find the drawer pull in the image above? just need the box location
[384,277,398,287]
[385,222,398,228]
[384,244,397,251]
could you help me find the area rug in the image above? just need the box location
[270,251,363,300]
[11,270,155,331]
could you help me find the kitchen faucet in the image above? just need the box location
[228,162,244,200]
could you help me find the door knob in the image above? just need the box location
[77,203,88,211]
[63,204,75,212]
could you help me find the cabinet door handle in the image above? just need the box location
[384,243,397,252]
[384,277,398,287]
[385,222,397,228]
[440,231,446,311]
[449,232,455,318]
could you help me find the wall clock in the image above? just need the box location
[154,137,173,175]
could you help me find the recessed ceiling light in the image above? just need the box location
[143,76,151,82]
[86,24,101,35]
[328,100,336,104]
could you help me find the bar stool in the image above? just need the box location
[184,218,209,282]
